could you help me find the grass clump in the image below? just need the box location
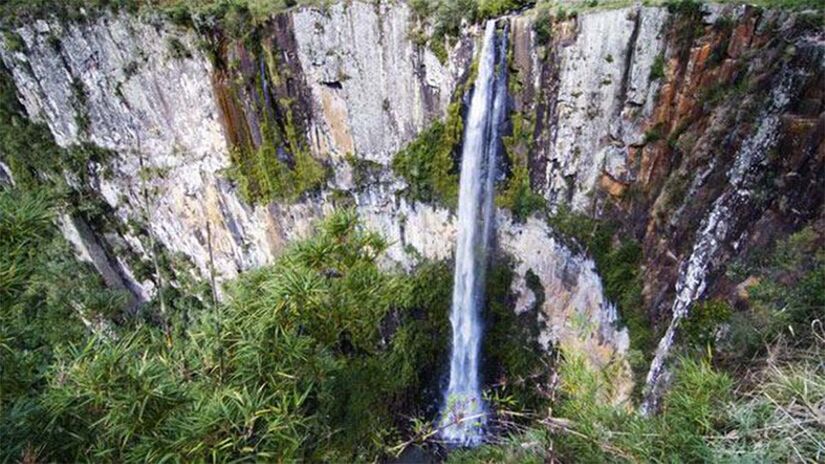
[649,53,666,81]
[392,102,463,207]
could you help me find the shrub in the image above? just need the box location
[649,53,666,81]
[682,298,733,349]
[497,114,545,221]
[723,226,824,360]
[532,5,553,46]
[392,102,462,207]
[1,210,460,462]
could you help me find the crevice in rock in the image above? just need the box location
[617,7,643,111]
[319,80,343,90]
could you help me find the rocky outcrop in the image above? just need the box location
[3,1,821,404]
[508,2,823,402]
[500,214,630,388]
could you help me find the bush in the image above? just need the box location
[682,299,732,349]
[532,5,553,46]
[649,53,666,81]
[392,102,463,207]
[497,114,545,221]
[722,226,824,359]
[1,210,457,462]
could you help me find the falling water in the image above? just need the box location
[440,20,508,446]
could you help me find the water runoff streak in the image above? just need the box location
[440,19,508,446]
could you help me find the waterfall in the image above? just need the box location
[440,20,508,446]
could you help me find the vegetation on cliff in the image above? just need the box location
[450,226,825,463]
[0,206,445,461]
[0,197,552,461]
[392,102,463,208]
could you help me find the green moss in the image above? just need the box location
[392,101,463,207]
[228,142,326,203]
[649,53,666,81]
[221,42,328,205]
[497,114,544,221]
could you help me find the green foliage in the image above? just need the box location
[456,335,825,463]
[532,5,554,45]
[723,226,824,359]
[392,102,463,207]
[345,152,383,188]
[497,114,545,222]
[649,53,666,81]
[2,210,456,462]
[0,63,65,189]
[712,343,825,461]
[643,122,665,144]
[664,0,704,17]
[482,261,551,414]
[227,114,327,204]
[457,352,734,463]
[165,36,191,59]
[0,188,126,461]
[681,298,732,349]
[477,0,534,19]
[0,1,334,30]
[448,428,551,463]
[409,0,532,63]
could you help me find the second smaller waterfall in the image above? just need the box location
[439,19,509,446]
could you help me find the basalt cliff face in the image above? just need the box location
[1,1,823,399]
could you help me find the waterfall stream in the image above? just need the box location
[440,20,508,446]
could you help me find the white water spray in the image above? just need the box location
[440,20,508,446]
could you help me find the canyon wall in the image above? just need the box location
[2,1,823,398]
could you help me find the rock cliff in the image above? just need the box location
[1,1,823,400]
